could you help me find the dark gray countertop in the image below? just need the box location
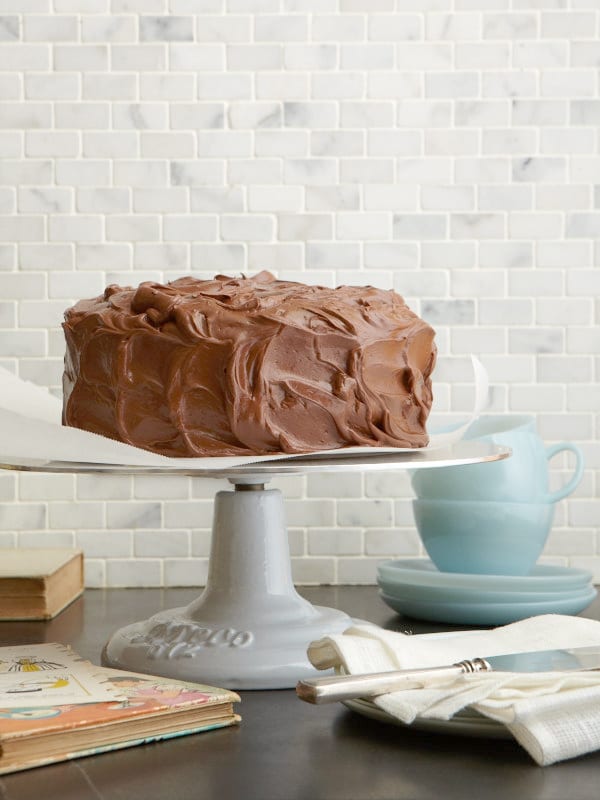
[1,586,600,800]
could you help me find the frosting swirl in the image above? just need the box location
[63,272,437,457]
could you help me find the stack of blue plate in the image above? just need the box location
[377,559,597,625]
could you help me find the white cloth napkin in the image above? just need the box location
[307,615,600,766]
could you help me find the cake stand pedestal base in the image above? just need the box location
[103,481,355,689]
[0,442,509,690]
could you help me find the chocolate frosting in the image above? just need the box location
[62,272,437,457]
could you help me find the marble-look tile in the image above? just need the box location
[308,528,363,556]
[19,187,73,214]
[422,298,476,325]
[106,559,162,588]
[82,15,136,42]
[0,16,19,40]
[106,502,162,530]
[393,213,447,239]
[364,528,422,557]
[134,529,190,557]
[336,558,379,586]
[114,103,168,130]
[139,15,194,41]
[164,559,209,588]
[291,557,335,586]
[170,160,224,186]
[512,156,567,183]
[77,530,133,558]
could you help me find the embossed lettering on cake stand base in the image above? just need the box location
[102,480,359,689]
[127,622,254,658]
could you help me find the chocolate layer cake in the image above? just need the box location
[62,272,436,457]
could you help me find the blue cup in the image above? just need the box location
[412,414,583,504]
[412,498,555,576]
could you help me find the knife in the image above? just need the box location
[296,646,600,705]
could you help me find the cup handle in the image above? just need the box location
[544,443,584,503]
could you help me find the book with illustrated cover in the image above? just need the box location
[0,647,241,775]
[0,549,83,620]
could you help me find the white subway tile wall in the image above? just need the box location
[0,3,598,587]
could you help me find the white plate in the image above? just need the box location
[343,697,511,739]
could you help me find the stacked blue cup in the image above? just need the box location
[410,415,584,576]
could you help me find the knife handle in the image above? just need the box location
[296,658,491,705]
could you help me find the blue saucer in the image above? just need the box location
[378,575,595,605]
[379,587,597,626]
[377,558,597,625]
[378,559,593,591]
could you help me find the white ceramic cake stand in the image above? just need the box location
[0,442,508,689]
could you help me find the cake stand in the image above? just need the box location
[0,441,508,689]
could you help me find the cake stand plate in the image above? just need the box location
[0,441,508,689]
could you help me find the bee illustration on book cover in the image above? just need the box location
[3,656,66,672]
[0,644,124,708]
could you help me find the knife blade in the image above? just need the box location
[296,646,600,705]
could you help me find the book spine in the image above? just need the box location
[0,720,238,776]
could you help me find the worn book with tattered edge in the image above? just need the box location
[0,659,240,775]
